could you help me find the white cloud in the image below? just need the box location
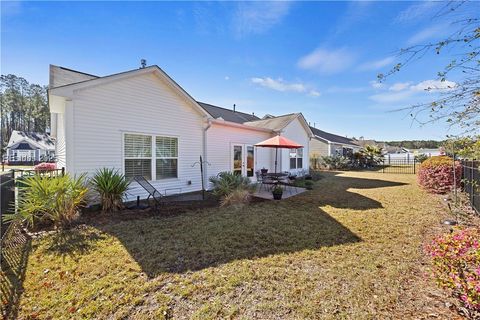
[369,80,384,89]
[406,24,447,45]
[224,76,230,80]
[389,82,412,91]
[357,56,395,71]
[369,79,457,103]
[232,1,291,37]
[410,79,456,92]
[297,47,355,74]
[251,77,320,97]
[394,1,439,24]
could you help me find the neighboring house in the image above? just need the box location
[309,126,360,158]
[48,65,313,200]
[414,148,443,157]
[4,130,55,164]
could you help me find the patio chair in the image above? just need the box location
[259,172,276,191]
[133,176,163,211]
[278,174,298,194]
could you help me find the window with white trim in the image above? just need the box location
[156,136,178,179]
[124,133,179,180]
[124,134,152,180]
[289,148,303,169]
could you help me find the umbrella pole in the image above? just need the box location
[275,147,278,173]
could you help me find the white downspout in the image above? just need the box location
[203,118,212,189]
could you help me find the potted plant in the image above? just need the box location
[261,167,268,175]
[272,185,283,200]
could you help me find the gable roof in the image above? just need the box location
[245,113,314,137]
[6,131,55,151]
[310,126,358,146]
[244,113,299,131]
[49,65,212,118]
[197,102,260,124]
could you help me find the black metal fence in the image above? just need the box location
[378,159,418,174]
[461,160,479,214]
[0,168,64,319]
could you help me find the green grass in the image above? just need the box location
[10,171,455,319]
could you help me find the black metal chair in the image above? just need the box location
[133,176,163,211]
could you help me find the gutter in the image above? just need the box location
[202,118,212,189]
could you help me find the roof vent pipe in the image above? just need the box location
[140,59,147,69]
[233,104,236,112]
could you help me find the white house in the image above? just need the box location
[4,130,55,164]
[48,64,313,200]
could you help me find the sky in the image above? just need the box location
[2,1,478,141]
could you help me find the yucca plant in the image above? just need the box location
[90,168,130,213]
[3,174,88,230]
[208,171,252,197]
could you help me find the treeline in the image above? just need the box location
[0,74,49,153]
[382,140,444,149]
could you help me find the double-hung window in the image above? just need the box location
[124,134,152,180]
[124,133,178,180]
[156,136,178,179]
[289,148,303,169]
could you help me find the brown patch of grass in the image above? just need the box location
[12,171,458,319]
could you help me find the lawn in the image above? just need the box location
[7,171,457,319]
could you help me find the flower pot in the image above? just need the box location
[261,168,268,175]
[273,192,283,200]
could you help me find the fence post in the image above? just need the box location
[413,159,416,174]
[382,159,385,173]
[61,167,65,176]
[472,159,476,210]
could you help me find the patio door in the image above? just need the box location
[231,144,255,177]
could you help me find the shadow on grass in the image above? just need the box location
[45,226,107,261]
[94,200,361,277]
[82,173,405,277]
[0,224,31,320]
[302,172,408,210]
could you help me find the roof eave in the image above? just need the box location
[212,119,274,133]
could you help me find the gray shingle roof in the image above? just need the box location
[6,131,55,151]
[197,102,260,124]
[244,113,300,131]
[310,126,358,146]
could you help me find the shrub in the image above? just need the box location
[425,227,480,313]
[321,155,350,170]
[34,162,56,172]
[90,168,130,213]
[209,172,251,197]
[417,156,462,194]
[414,154,429,163]
[220,189,251,208]
[4,174,88,229]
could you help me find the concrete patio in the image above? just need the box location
[253,184,307,200]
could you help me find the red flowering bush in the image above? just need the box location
[34,162,56,172]
[417,156,461,193]
[425,227,480,313]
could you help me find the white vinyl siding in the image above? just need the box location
[206,123,273,185]
[59,72,205,201]
[280,117,310,174]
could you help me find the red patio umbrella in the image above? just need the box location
[255,135,303,173]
